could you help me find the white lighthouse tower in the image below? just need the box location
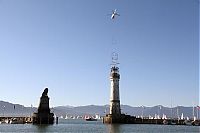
[109,66,121,116]
[103,52,134,124]
[109,52,121,119]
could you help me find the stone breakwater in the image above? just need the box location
[103,114,200,126]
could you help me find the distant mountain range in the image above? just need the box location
[0,101,198,119]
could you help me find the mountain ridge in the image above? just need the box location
[0,100,198,119]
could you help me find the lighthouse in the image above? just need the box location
[103,54,136,124]
[103,52,123,123]
[109,66,121,116]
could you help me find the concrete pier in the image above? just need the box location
[0,117,32,124]
[103,115,200,126]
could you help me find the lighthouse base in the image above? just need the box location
[32,112,54,124]
[103,114,136,124]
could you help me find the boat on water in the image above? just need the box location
[184,120,192,125]
[10,118,24,124]
[163,120,168,125]
[85,117,97,121]
[1,119,11,124]
[169,120,176,125]
[192,120,200,126]
[59,116,64,119]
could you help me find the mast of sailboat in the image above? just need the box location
[176,106,179,119]
[196,106,199,119]
[192,102,195,120]
[170,98,173,119]
[176,106,180,124]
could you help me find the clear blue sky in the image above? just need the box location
[0,0,198,107]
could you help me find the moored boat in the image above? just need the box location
[85,117,97,121]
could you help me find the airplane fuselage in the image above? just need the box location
[111,12,119,19]
[111,14,115,19]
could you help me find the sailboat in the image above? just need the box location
[181,113,184,120]
[65,115,68,119]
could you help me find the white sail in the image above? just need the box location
[181,113,184,120]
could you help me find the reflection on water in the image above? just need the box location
[106,124,121,133]
[34,124,50,132]
[0,119,199,132]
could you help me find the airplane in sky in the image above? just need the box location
[110,9,120,20]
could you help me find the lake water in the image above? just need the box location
[0,119,199,132]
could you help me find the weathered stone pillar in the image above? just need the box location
[32,88,54,124]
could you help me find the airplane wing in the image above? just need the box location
[116,13,120,16]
